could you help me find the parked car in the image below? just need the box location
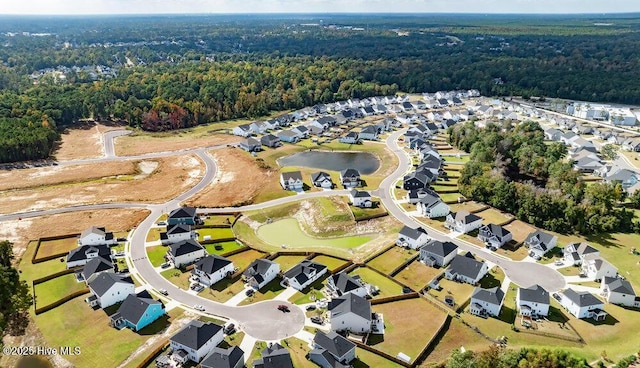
[554,260,564,266]
[305,305,316,311]
[277,305,290,313]
[194,304,205,311]
[245,289,255,297]
[157,221,167,226]
[224,323,236,335]
[161,262,171,269]
[158,289,169,296]
[117,237,127,242]
[310,316,324,325]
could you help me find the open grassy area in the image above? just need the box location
[367,247,417,275]
[369,298,448,363]
[448,201,486,214]
[284,337,317,368]
[33,273,88,307]
[160,268,191,290]
[475,207,512,225]
[204,241,244,256]
[289,278,326,305]
[349,267,404,298]
[18,242,68,283]
[421,318,494,366]
[439,192,463,203]
[428,278,475,311]
[246,202,301,223]
[310,255,349,273]
[239,279,286,306]
[115,127,241,156]
[394,260,443,292]
[257,218,373,249]
[350,203,388,221]
[227,249,265,272]
[201,215,235,226]
[145,228,163,242]
[196,227,235,242]
[354,347,404,368]
[35,236,78,259]
[503,220,537,243]
[558,265,582,277]
[272,255,309,273]
[442,155,471,163]
[146,245,168,267]
[200,276,246,303]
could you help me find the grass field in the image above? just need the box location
[204,241,244,256]
[33,273,88,307]
[429,278,475,310]
[145,228,163,242]
[285,337,317,368]
[367,247,417,275]
[503,220,537,243]
[355,347,404,368]
[350,203,388,221]
[439,192,463,203]
[18,243,68,283]
[289,277,326,305]
[421,318,493,365]
[160,268,191,290]
[35,236,78,259]
[272,255,309,273]
[197,227,235,242]
[201,215,234,226]
[349,267,404,298]
[475,207,512,225]
[442,155,470,163]
[310,255,349,273]
[257,218,373,249]
[239,279,286,306]
[227,250,265,272]
[146,245,168,267]
[394,260,443,292]
[369,298,448,363]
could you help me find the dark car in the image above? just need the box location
[245,289,255,297]
[224,323,236,334]
[305,305,316,311]
[277,304,290,312]
[402,286,414,294]
[310,316,323,325]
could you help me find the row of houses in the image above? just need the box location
[280,168,363,191]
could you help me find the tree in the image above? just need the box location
[0,241,33,338]
[601,144,619,161]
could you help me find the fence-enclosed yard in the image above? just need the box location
[367,247,417,275]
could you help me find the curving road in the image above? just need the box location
[103,130,132,157]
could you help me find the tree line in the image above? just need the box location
[0,241,33,344]
[443,346,589,368]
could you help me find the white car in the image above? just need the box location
[194,304,205,311]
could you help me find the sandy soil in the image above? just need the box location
[0,155,202,214]
[53,121,127,160]
[115,132,239,156]
[186,148,277,207]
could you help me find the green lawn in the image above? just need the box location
[18,241,67,283]
[257,218,373,249]
[289,278,326,305]
[199,276,246,303]
[429,278,475,311]
[367,247,416,275]
[272,255,309,273]
[354,347,404,368]
[442,155,470,163]
[146,245,168,267]
[33,274,87,307]
[239,279,286,305]
[422,318,494,365]
[246,202,301,223]
[284,338,317,368]
[310,255,349,273]
[350,203,388,221]
[394,260,443,292]
[349,267,404,298]
[227,250,266,272]
[204,241,244,256]
[474,207,512,225]
[160,269,191,290]
[145,228,163,242]
[36,236,78,259]
[201,215,234,226]
[197,227,235,242]
[439,192,463,202]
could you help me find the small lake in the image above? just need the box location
[16,356,53,368]
[277,151,380,174]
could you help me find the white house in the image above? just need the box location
[477,224,513,248]
[243,259,280,290]
[326,272,369,298]
[78,226,118,246]
[601,277,638,307]
[444,211,483,234]
[359,125,378,140]
[160,224,194,245]
[516,284,550,318]
[280,171,304,191]
[232,124,252,137]
[328,293,384,335]
[396,226,430,249]
[86,273,135,309]
[282,260,328,291]
[420,240,458,268]
[311,171,333,189]
[168,239,207,268]
[193,255,235,286]
[349,190,372,208]
[581,255,617,281]
[559,288,607,321]
[524,230,558,259]
[470,287,505,317]
[170,321,224,364]
[416,193,450,218]
[563,242,599,266]
[310,331,357,368]
[340,169,361,188]
[249,121,268,135]
[445,253,488,285]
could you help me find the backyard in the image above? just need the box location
[204,241,244,256]
[146,245,168,267]
[348,267,404,298]
[367,247,417,275]
[35,236,79,260]
[33,273,88,307]
[196,227,235,242]
[309,255,349,273]
[227,249,266,272]
[394,260,443,292]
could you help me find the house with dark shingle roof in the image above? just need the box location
[81,256,114,283]
[168,239,206,268]
[109,290,165,331]
[239,137,262,152]
[310,331,356,368]
[340,169,361,188]
[470,287,505,317]
[601,276,638,307]
[563,242,599,266]
[359,125,378,141]
[416,193,450,218]
[87,273,134,309]
[445,253,489,285]
[170,320,224,363]
[78,226,117,246]
[396,226,430,249]
[420,240,458,268]
[326,272,369,298]
[444,211,483,234]
[160,224,193,245]
[200,346,244,368]
[477,224,512,248]
[232,124,252,137]
[193,255,235,286]
[280,171,304,191]
[581,254,617,281]
[559,288,607,321]
[311,171,333,189]
[168,206,199,226]
[243,259,280,290]
[402,171,431,191]
[349,190,372,208]
[261,134,282,148]
[516,284,550,317]
[67,244,111,268]
[328,293,383,335]
[524,230,558,259]
[253,343,293,368]
[282,260,328,291]
[277,130,300,143]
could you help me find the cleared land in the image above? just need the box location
[474,207,512,225]
[115,130,239,156]
[53,121,126,160]
[394,260,442,291]
[504,220,537,243]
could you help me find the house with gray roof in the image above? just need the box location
[170,320,224,364]
[524,230,558,259]
[232,124,252,137]
[564,242,599,266]
[340,169,361,188]
[311,171,333,189]
[81,256,114,283]
[254,343,293,368]
[201,346,244,368]
[67,244,111,268]
[168,206,199,226]
[339,131,360,144]
[417,193,450,219]
[78,226,117,246]
[470,287,505,317]
[280,171,304,191]
[402,171,431,190]
[261,134,282,148]
[396,225,430,249]
[193,255,235,286]
[160,224,194,245]
[87,273,134,309]
[310,331,356,368]
[559,288,607,321]
[243,259,280,290]
[349,190,372,208]
[516,284,550,317]
[359,125,378,141]
[477,224,512,248]
[581,254,617,281]
[239,137,262,152]
[604,168,639,191]
[277,130,300,143]
[291,125,310,139]
[445,253,489,285]
[109,290,165,332]
[601,276,638,307]
[326,272,370,299]
[328,293,383,334]
[282,260,328,291]
[444,211,483,234]
[420,240,458,268]
[168,239,206,268]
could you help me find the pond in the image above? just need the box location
[277,151,380,174]
[16,356,54,368]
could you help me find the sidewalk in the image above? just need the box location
[273,287,298,302]
[238,335,257,364]
[224,285,252,306]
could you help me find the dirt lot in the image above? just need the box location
[0,155,202,214]
[53,121,127,160]
[186,148,282,207]
[0,208,149,260]
[115,131,239,156]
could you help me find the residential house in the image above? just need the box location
[263,119,281,131]
[401,101,414,111]
[409,137,428,150]
[605,169,638,190]
[243,259,280,290]
[170,320,224,364]
[340,169,361,188]
[622,138,640,152]
[253,343,293,368]
[516,284,550,318]
[477,224,513,248]
[260,134,282,148]
[406,188,437,204]
[78,226,117,246]
[601,276,638,307]
[563,242,599,266]
[360,106,375,116]
[470,287,505,317]
[416,156,442,176]
[249,121,268,135]
[231,124,252,137]
[280,171,304,191]
[168,239,207,268]
[168,207,199,226]
[311,171,333,189]
[420,240,458,267]
[81,256,114,283]
[309,331,356,368]
[445,253,489,285]
[403,171,431,190]
[277,130,300,143]
[291,125,310,139]
[200,346,245,368]
[359,125,378,140]
[412,100,427,110]
[574,156,602,173]
[109,290,165,331]
[524,230,558,259]
[317,116,337,128]
[416,193,450,218]
[339,131,360,144]
[160,224,193,245]
[444,211,483,234]
[86,273,134,309]
[572,124,593,135]
[67,244,111,268]
[349,190,373,208]
[581,255,617,281]
[543,128,563,141]
[396,226,430,249]
[313,104,328,114]
[328,293,383,334]
[282,260,328,291]
[193,255,235,286]
[418,147,441,161]
[559,288,607,321]
[326,272,369,298]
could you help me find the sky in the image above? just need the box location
[0,0,639,15]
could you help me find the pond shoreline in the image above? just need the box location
[276,150,381,175]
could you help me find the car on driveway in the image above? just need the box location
[310,316,323,325]
[157,221,167,226]
[224,323,236,335]
[192,284,205,292]
[245,288,255,297]
[554,260,564,266]
[306,305,316,311]
[161,262,171,269]
[194,304,205,311]
[277,304,290,312]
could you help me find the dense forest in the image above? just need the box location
[449,121,635,234]
[0,241,33,343]
[442,346,590,368]
[1,14,640,162]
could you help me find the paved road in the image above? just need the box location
[378,130,567,292]
[103,130,132,157]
